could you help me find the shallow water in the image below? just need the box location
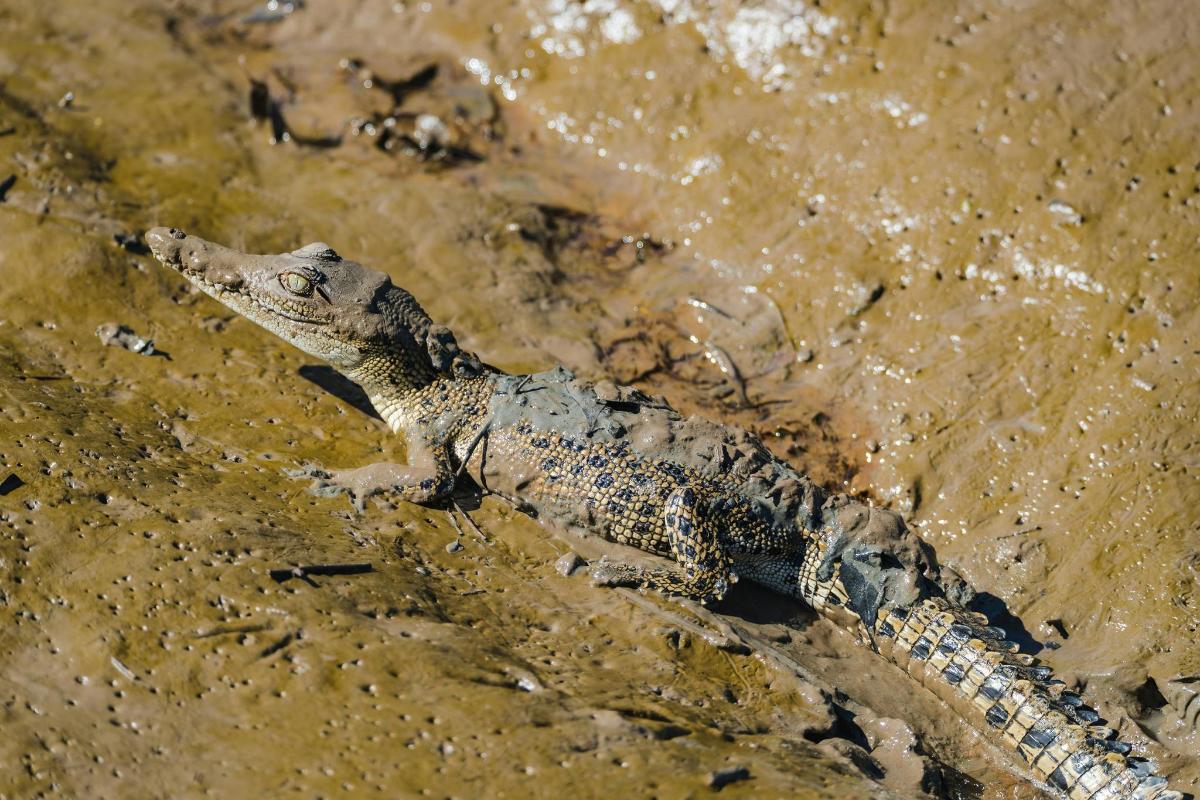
[0,1,1197,797]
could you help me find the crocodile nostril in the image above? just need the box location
[212,270,244,289]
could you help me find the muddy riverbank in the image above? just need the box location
[0,1,1197,797]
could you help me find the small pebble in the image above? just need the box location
[446,540,463,554]
[96,323,159,357]
[555,551,585,577]
[1047,199,1083,225]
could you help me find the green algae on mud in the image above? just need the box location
[1,0,1198,798]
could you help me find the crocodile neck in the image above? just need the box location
[364,384,426,434]
[355,365,495,434]
[344,345,451,432]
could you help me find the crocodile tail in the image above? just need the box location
[863,596,1181,800]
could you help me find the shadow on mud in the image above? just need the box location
[299,364,383,420]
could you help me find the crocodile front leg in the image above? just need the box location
[591,487,734,604]
[302,435,456,512]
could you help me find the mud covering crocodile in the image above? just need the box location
[146,227,1183,800]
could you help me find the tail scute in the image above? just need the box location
[870,597,1181,800]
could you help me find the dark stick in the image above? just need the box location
[269,563,373,582]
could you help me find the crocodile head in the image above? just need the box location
[146,227,447,389]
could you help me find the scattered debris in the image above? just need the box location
[341,59,490,164]
[1043,618,1069,640]
[249,77,290,144]
[57,91,75,109]
[411,113,450,151]
[602,230,669,267]
[847,281,885,317]
[110,656,137,682]
[366,112,482,163]
[344,526,377,548]
[248,77,341,148]
[269,562,373,583]
[1048,199,1084,225]
[0,473,24,495]
[446,539,463,553]
[112,231,150,254]
[340,60,438,106]
[707,765,751,789]
[243,0,304,24]
[0,173,14,202]
[508,669,541,692]
[96,323,166,358]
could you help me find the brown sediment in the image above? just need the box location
[0,1,1197,799]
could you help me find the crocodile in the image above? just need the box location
[145,226,1183,800]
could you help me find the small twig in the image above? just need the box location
[193,622,272,639]
[269,563,373,583]
[699,338,751,407]
[446,505,467,539]
[685,296,734,319]
[452,499,489,544]
[511,374,536,394]
[454,421,492,480]
[110,656,138,682]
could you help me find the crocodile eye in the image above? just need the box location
[281,272,313,296]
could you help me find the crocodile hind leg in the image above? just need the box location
[591,486,734,604]
[297,435,456,512]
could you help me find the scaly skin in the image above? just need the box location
[146,227,1183,800]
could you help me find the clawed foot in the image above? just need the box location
[589,557,647,589]
[589,557,732,605]
[286,460,450,512]
[285,464,370,513]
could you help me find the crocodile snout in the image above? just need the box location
[146,226,184,266]
[146,226,245,290]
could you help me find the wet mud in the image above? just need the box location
[0,1,1197,798]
